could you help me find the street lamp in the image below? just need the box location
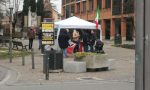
[9,0,14,63]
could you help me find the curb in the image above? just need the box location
[0,64,20,86]
[0,79,135,86]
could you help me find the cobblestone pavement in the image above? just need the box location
[0,40,135,85]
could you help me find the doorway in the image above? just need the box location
[105,20,111,40]
[115,19,121,36]
[126,17,134,41]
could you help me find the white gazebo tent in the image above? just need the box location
[54,16,102,49]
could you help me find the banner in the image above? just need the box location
[42,22,54,45]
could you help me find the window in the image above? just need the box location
[123,0,134,14]
[62,0,65,5]
[83,1,86,13]
[66,5,70,18]
[71,5,75,15]
[76,3,80,13]
[71,0,75,2]
[63,7,65,16]
[66,0,70,3]
[112,0,121,15]
[89,0,94,11]
[44,11,52,18]
[105,0,111,8]
[97,0,102,9]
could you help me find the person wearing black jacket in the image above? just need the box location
[89,30,96,52]
[95,39,104,53]
[37,27,42,50]
[82,31,90,52]
[58,29,70,57]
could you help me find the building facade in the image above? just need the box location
[62,0,135,41]
[43,0,61,22]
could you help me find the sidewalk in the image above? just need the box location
[0,40,135,86]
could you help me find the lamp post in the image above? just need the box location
[9,0,13,63]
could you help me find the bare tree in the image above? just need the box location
[0,0,6,18]
[0,0,9,18]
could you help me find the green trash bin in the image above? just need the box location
[43,50,63,73]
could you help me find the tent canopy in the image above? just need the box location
[55,16,101,29]
[54,16,102,50]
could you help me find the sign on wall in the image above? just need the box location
[43,18,53,22]
[42,22,54,45]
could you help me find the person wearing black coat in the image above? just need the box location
[89,30,96,52]
[58,29,70,57]
[95,39,104,53]
[82,31,90,52]
[37,27,42,50]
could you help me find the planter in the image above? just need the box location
[83,54,108,69]
[63,60,86,73]
[74,52,87,61]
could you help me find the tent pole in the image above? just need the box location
[56,27,61,50]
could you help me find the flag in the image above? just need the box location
[95,6,100,29]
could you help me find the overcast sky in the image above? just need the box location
[51,0,62,13]
[18,0,62,13]
[2,0,62,14]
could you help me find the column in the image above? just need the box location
[121,18,126,41]
[102,0,105,9]
[101,19,106,40]
[94,0,97,10]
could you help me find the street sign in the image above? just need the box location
[42,22,54,45]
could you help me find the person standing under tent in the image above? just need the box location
[72,30,80,53]
[58,29,70,57]
[82,30,90,52]
[89,30,96,52]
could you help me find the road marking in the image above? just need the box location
[77,77,104,81]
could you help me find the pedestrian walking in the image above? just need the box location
[37,27,42,50]
[27,27,35,50]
